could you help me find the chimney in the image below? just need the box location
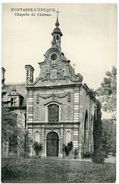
[1,67,6,88]
[25,65,34,85]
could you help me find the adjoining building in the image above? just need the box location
[2,15,101,158]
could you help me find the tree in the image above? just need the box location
[2,107,25,156]
[33,142,42,157]
[95,66,116,158]
[2,107,17,144]
[101,119,116,156]
[96,66,117,119]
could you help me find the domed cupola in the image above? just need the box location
[52,27,63,36]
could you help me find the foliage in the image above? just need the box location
[91,148,105,164]
[83,152,92,158]
[101,119,116,157]
[62,141,73,157]
[74,148,79,159]
[33,142,42,156]
[93,103,102,154]
[92,118,116,163]
[95,66,117,118]
[93,66,117,160]
[2,107,26,156]
[2,108,17,143]
[91,103,106,163]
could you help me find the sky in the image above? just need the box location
[2,3,117,90]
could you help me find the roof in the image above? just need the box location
[3,83,27,106]
[52,27,63,36]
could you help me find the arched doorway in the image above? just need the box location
[47,132,59,157]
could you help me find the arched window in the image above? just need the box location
[48,104,59,123]
[84,111,88,143]
[34,131,40,143]
[65,130,72,144]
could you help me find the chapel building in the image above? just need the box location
[25,15,101,158]
[2,15,101,158]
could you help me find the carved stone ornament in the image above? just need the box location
[50,69,57,81]
[38,92,71,100]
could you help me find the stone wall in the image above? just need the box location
[26,84,100,158]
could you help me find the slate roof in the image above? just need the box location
[3,83,27,107]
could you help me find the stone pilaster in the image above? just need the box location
[73,128,79,149]
[59,125,64,157]
[41,126,45,156]
[79,88,85,157]
[73,91,80,122]
[27,90,34,124]
[78,124,82,158]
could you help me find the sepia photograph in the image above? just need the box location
[1,3,117,183]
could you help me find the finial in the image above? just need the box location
[55,9,60,27]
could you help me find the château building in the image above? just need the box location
[2,15,101,158]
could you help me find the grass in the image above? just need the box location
[2,157,116,183]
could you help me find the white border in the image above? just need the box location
[0,0,118,3]
[0,1,118,184]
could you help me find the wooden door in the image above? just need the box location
[47,132,59,157]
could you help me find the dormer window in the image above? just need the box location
[11,97,17,107]
[7,87,24,107]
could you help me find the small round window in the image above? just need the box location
[51,53,57,61]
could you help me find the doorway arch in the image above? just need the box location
[46,132,59,157]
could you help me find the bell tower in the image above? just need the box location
[51,11,63,51]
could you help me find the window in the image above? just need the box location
[11,98,13,106]
[10,97,17,107]
[48,104,59,123]
[56,35,59,40]
[51,53,57,61]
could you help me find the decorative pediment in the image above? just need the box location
[33,48,83,86]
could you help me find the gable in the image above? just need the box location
[33,47,83,87]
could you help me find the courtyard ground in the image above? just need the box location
[2,157,116,183]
